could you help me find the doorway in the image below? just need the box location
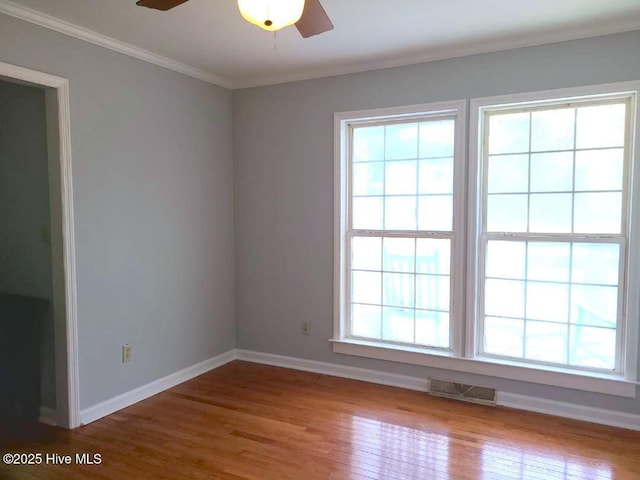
[0,62,79,430]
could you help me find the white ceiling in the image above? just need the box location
[2,0,640,89]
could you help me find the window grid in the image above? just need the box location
[483,239,621,367]
[346,114,457,350]
[479,98,630,373]
[348,233,453,349]
[336,88,638,388]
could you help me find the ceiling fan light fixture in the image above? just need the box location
[237,0,305,32]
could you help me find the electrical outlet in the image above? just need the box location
[301,322,310,335]
[122,344,132,363]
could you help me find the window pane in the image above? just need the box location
[527,242,570,282]
[525,321,567,364]
[569,325,616,370]
[416,274,450,311]
[352,196,383,229]
[486,241,525,280]
[418,195,452,231]
[351,304,381,339]
[571,243,619,285]
[353,162,384,196]
[570,284,617,328]
[576,104,626,150]
[419,119,455,158]
[353,125,384,162]
[351,236,381,271]
[383,237,415,273]
[531,107,575,152]
[575,148,624,192]
[383,272,414,308]
[529,193,572,233]
[489,112,530,154]
[351,271,381,304]
[485,279,524,318]
[416,239,450,275]
[479,98,628,371]
[415,310,449,348]
[526,282,569,323]
[530,152,573,192]
[385,160,417,195]
[574,192,622,234]
[385,196,417,230]
[385,123,418,160]
[419,157,453,194]
[487,154,529,193]
[347,113,459,349]
[382,307,414,343]
[487,194,528,232]
[484,317,524,358]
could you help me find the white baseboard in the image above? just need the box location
[498,392,640,431]
[79,349,236,426]
[235,349,429,392]
[76,347,640,431]
[38,406,57,426]
[237,349,640,431]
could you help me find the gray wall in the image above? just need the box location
[0,80,56,409]
[3,9,639,419]
[234,30,640,414]
[0,14,235,410]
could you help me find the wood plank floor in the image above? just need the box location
[2,361,640,480]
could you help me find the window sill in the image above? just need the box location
[331,338,637,398]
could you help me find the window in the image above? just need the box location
[335,100,466,355]
[334,84,639,397]
[478,99,630,373]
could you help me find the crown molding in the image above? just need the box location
[1,0,639,91]
[0,0,234,89]
[233,17,640,89]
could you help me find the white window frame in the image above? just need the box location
[467,81,640,392]
[473,95,631,375]
[334,100,467,356]
[333,83,640,398]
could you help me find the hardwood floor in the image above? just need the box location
[2,361,640,479]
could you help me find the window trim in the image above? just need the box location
[331,337,637,396]
[333,83,640,398]
[334,99,467,356]
[476,96,631,374]
[467,81,640,391]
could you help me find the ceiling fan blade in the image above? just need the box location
[295,0,334,38]
[136,0,189,11]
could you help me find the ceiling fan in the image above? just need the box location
[136,0,334,38]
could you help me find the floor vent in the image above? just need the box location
[429,379,496,406]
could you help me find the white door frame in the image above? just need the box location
[0,61,80,429]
